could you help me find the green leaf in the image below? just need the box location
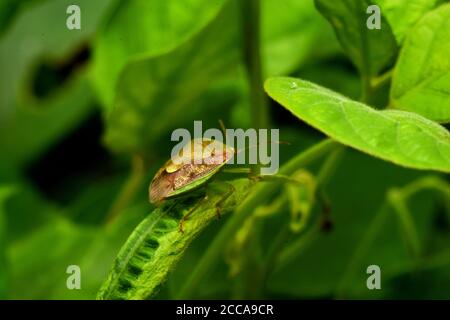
[103,3,239,153]
[314,0,398,77]
[0,0,114,170]
[8,217,97,299]
[390,4,450,123]
[261,0,338,76]
[374,0,438,43]
[1,184,62,244]
[48,205,147,299]
[0,75,94,170]
[97,179,253,300]
[0,0,113,115]
[6,192,146,299]
[264,77,450,173]
[92,0,226,108]
[0,0,42,34]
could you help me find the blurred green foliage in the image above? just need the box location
[0,0,448,300]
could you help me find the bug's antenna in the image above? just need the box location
[236,140,290,154]
[218,119,227,136]
[270,140,290,146]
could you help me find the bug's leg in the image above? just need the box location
[179,183,236,232]
[251,173,302,185]
[215,183,235,219]
[219,119,227,135]
[179,195,208,233]
[222,168,252,174]
[223,164,304,186]
[222,168,301,185]
[208,182,236,220]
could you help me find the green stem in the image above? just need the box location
[388,189,421,260]
[360,75,373,104]
[335,175,450,297]
[335,202,390,298]
[275,224,321,271]
[316,146,345,186]
[371,69,393,91]
[263,146,345,278]
[387,176,450,261]
[106,154,146,223]
[231,194,288,298]
[399,176,450,199]
[177,138,338,298]
[240,0,268,175]
[361,69,393,106]
[259,223,291,283]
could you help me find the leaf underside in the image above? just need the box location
[265,77,450,173]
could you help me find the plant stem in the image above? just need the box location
[177,138,338,298]
[387,176,450,261]
[361,69,393,106]
[240,0,268,175]
[399,176,450,199]
[260,146,345,283]
[106,154,146,223]
[371,69,393,91]
[230,195,288,299]
[276,224,321,271]
[360,75,373,104]
[316,146,345,186]
[335,175,450,297]
[335,201,390,298]
[388,189,421,259]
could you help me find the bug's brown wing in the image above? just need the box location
[149,162,219,203]
[148,159,176,203]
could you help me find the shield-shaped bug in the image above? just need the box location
[148,138,236,232]
[149,138,235,204]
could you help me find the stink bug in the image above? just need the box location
[149,138,237,231]
[149,138,235,204]
[149,132,288,232]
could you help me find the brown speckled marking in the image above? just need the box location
[149,139,234,203]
